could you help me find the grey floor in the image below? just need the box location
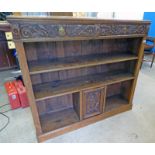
[0,61,155,143]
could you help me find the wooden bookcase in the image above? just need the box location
[7,16,150,142]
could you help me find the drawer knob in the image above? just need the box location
[7,41,15,49]
[59,26,65,36]
[5,32,13,40]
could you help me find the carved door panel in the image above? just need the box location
[82,87,105,119]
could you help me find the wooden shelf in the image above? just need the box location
[29,53,138,75]
[34,72,134,101]
[40,108,79,133]
[105,95,129,112]
[21,34,145,43]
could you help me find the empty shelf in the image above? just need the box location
[33,72,135,101]
[40,108,79,133]
[105,95,129,112]
[29,53,138,75]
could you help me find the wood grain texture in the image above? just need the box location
[40,108,79,133]
[105,95,129,112]
[29,53,138,75]
[82,87,105,119]
[33,72,134,101]
[30,60,135,86]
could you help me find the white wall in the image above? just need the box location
[97,12,114,19]
[115,12,144,20]
[97,12,144,20]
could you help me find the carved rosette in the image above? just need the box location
[11,23,21,39]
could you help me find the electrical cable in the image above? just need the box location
[0,104,11,132]
[0,104,11,113]
[0,112,10,132]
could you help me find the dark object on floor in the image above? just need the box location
[0,104,10,133]
[15,75,23,85]
[143,36,155,68]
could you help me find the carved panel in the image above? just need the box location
[83,87,104,119]
[66,24,99,37]
[100,24,149,36]
[20,24,60,38]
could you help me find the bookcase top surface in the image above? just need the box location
[7,16,150,24]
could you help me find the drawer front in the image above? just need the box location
[82,87,105,119]
[11,22,149,40]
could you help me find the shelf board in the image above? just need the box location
[40,108,79,133]
[21,34,145,43]
[29,53,138,75]
[105,95,129,112]
[34,71,134,101]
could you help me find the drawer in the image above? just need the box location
[82,87,105,119]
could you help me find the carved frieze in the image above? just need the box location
[10,22,149,40]
[66,24,99,37]
[20,24,66,38]
[100,24,149,36]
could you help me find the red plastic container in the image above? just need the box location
[13,80,29,108]
[4,81,21,109]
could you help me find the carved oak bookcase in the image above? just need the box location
[7,16,150,142]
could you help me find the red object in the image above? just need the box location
[4,81,21,109]
[13,80,29,108]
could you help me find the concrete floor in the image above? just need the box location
[0,61,155,143]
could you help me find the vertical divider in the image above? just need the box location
[79,91,83,120]
[102,85,107,113]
